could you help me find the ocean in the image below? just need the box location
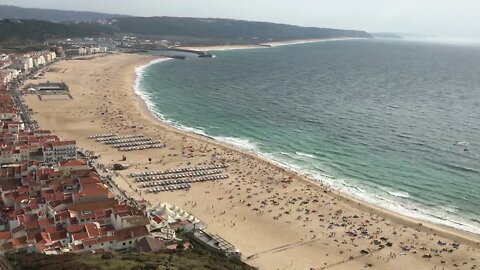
[135,39,480,234]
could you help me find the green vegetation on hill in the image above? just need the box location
[0,15,371,46]
[0,5,372,47]
[0,19,113,45]
[112,17,371,41]
[0,5,129,22]
[4,249,255,270]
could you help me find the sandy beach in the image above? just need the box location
[24,53,480,270]
[179,38,364,51]
[178,44,269,51]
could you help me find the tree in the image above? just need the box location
[176,242,185,251]
[101,251,115,260]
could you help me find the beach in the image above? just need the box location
[178,44,269,51]
[24,53,480,270]
[178,38,364,51]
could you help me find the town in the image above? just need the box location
[0,47,240,260]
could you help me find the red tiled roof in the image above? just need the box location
[55,210,76,222]
[113,204,130,213]
[114,225,149,242]
[44,225,61,234]
[75,184,109,199]
[66,224,85,233]
[71,243,84,251]
[82,235,114,246]
[85,223,99,238]
[59,159,86,167]
[38,232,50,242]
[25,220,39,230]
[0,178,21,191]
[43,191,57,203]
[8,209,24,220]
[98,225,114,236]
[18,186,29,194]
[35,241,47,252]
[49,231,67,241]
[38,217,54,227]
[72,231,89,241]
[50,241,63,249]
[94,248,106,254]
[69,217,79,225]
[26,231,40,241]
[0,231,11,240]
[153,215,165,224]
[68,199,117,213]
[24,213,38,222]
[11,236,27,247]
[29,203,39,210]
[79,212,95,221]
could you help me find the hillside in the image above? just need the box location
[0,16,371,46]
[371,32,403,39]
[112,17,371,41]
[0,19,113,45]
[0,4,129,22]
[4,249,255,270]
[0,5,371,46]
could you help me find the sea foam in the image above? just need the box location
[134,58,172,120]
[295,151,317,159]
[214,136,258,151]
[387,190,411,198]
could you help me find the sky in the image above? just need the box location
[1,0,480,39]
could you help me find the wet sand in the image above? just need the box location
[24,53,480,270]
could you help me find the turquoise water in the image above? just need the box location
[136,39,480,234]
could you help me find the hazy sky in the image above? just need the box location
[1,0,480,38]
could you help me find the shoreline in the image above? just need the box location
[133,56,480,242]
[178,37,367,51]
[25,53,480,269]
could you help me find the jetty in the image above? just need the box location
[117,46,214,58]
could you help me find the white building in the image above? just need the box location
[21,57,34,70]
[33,55,46,67]
[42,140,77,163]
[146,203,200,234]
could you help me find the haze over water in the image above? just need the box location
[137,39,480,234]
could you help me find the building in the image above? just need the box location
[42,140,77,163]
[192,229,241,260]
[21,57,34,71]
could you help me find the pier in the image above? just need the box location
[117,46,214,57]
